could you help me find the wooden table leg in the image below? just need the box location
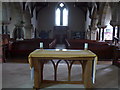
[82,61,87,82]
[33,60,43,89]
[84,60,93,88]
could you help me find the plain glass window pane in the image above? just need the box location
[55,8,60,26]
[63,8,68,26]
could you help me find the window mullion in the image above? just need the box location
[60,8,63,26]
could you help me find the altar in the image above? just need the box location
[28,49,97,89]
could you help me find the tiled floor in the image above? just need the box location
[2,63,119,89]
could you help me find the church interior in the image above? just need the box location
[0,1,120,89]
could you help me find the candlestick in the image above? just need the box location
[84,43,88,50]
[40,42,43,49]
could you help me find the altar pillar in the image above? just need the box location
[117,25,120,39]
[97,25,106,41]
[101,26,107,41]
[97,27,102,41]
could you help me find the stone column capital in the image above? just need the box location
[110,20,117,27]
[97,25,107,29]
[116,21,120,26]
[101,26,107,29]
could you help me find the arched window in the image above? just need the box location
[55,2,68,26]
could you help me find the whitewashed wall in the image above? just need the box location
[7,3,23,38]
[85,9,91,39]
[23,4,32,39]
[68,3,85,32]
[37,3,56,30]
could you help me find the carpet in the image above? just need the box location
[2,63,119,89]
